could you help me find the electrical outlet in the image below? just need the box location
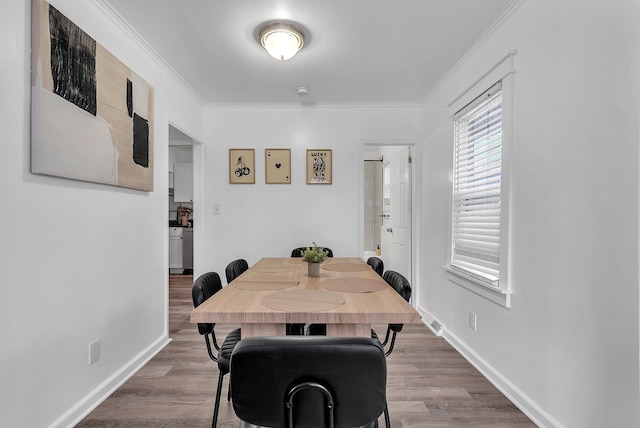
[468,311,477,331]
[89,339,100,365]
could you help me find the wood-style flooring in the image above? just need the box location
[76,275,536,427]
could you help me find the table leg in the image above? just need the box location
[242,323,286,338]
[326,323,371,337]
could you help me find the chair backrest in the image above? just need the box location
[291,247,334,258]
[382,270,411,333]
[230,336,386,428]
[366,257,384,277]
[191,272,223,335]
[382,270,411,302]
[225,258,249,283]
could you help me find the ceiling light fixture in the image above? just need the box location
[259,22,305,61]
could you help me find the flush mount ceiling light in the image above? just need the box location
[259,22,305,61]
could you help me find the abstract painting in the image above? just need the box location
[31,0,154,191]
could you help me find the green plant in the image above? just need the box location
[300,242,329,263]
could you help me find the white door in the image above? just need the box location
[386,147,412,283]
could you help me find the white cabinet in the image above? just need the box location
[169,227,183,269]
[173,163,192,202]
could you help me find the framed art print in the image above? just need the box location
[306,149,332,184]
[229,149,255,184]
[265,149,291,184]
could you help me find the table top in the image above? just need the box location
[190,257,422,326]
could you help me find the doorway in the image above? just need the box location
[363,145,413,284]
[168,125,194,275]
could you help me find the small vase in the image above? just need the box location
[181,215,189,226]
[307,262,320,277]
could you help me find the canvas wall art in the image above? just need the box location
[31,0,155,191]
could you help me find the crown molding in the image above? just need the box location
[94,0,205,105]
[419,0,526,105]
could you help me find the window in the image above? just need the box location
[451,82,503,286]
[382,162,391,208]
[446,51,514,307]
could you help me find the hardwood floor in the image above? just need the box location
[76,274,536,427]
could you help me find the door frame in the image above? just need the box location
[361,139,421,308]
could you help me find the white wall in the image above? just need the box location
[0,1,203,426]
[195,106,421,278]
[419,0,640,427]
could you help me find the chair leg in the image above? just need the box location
[384,332,398,357]
[384,402,391,428]
[212,371,225,428]
[381,326,392,347]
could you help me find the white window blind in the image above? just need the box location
[452,82,502,286]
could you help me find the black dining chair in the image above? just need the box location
[225,258,249,283]
[291,246,334,258]
[366,256,384,277]
[192,272,242,428]
[230,336,388,428]
[373,270,412,357]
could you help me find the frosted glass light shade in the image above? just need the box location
[259,23,304,61]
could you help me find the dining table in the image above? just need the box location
[190,257,422,338]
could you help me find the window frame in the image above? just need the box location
[446,52,515,308]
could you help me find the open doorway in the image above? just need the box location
[168,125,194,275]
[363,145,413,284]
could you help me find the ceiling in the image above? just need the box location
[103,0,516,106]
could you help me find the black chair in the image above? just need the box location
[291,246,334,258]
[192,272,242,428]
[366,257,384,277]
[374,270,412,357]
[230,336,387,428]
[225,258,249,283]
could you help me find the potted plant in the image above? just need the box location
[177,205,192,226]
[300,242,329,277]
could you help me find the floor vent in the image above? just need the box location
[430,320,444,336]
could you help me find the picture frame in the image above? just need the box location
[229,149,255,184]
[306,149,332,184]
[265,149,291,184]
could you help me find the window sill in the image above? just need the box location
[445,266,511,308]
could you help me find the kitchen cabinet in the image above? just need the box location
[169,227,183,269]
[182,228,193,270]
[173,163,192,202]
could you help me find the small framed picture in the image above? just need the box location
[229,149,255,184]
[306,149,332,184]
[265,149,291,184]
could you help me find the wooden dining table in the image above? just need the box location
[190,257,422,338]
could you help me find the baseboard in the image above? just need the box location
[443,329,563,428]
[50,335,172,428]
